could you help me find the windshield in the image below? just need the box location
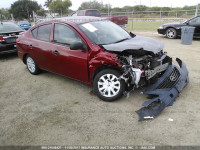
[78,20,131,45]
[0,22,23,33]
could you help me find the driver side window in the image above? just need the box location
[189,17,200,24]
[53,24,82,46]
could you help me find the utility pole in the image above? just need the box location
[0,13,2,23]
[53,0,55,17]
[61,0,62,17]
[107,1,110,16]
[195,4,199,16]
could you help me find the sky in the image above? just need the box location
[0,0,200,10]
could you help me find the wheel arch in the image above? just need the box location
[23,53,29,64]
[91,65,123,85]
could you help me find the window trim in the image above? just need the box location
[31,27,38,39]
[52,23,87,50]
[31,23,52,42]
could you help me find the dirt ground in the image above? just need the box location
[0,31,200,147]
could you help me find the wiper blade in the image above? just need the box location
[98,37,130,46]
[115,38,129,43]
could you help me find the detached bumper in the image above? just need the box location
[136,58,189,121]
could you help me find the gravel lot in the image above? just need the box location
[0,31,200,146]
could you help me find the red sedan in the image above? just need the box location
[16,16,188,109]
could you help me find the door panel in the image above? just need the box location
[48,23,89,82]
[189,16,200,36]
[48,44,88,82]
[28,24,53,70]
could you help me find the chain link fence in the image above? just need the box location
[101,9,199,31]
[31,9,199,31]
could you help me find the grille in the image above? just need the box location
[156,68,180,89]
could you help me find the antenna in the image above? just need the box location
[195,3,199,16]
[0,13,3,24]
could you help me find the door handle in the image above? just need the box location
[29,45,33,49]
[52,50,59,55]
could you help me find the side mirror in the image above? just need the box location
[185,22,189,25]
[130,32,136,37]
[70,41,85,50]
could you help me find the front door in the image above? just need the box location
[47,23,89,83]
[189,16,200,37]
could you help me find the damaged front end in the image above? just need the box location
[118,54,189,121]
[136,58,189,121]
[101,36,189,121]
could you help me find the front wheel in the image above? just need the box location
[26,55,40,75]
[93,69,125,102]
[166,28,177,39]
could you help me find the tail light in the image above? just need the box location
[16,38,21,42]
[0,36,5,42]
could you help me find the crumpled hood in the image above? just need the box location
[102,35,164,54]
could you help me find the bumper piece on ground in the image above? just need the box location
[136,58,189,121]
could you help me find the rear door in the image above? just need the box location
[29,23,53,70]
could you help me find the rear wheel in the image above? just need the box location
[93,69,125,102]
[26,55,40,75]
[166,28,177,39]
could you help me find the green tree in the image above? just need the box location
[49,0,72,15]
[44,0,52,8]
[133,5,147,11]
[78,0,104,10]
[0,8,11,20]
[10,0,41,20]
[37,8,47,17]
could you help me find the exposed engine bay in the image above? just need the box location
[117,50,172,93]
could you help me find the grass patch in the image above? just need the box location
[126,21,169,32]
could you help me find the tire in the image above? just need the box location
[93,69,125,102]
[166,28,177,39]
[26,55,40,75]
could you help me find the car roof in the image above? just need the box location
[36,16,107,25]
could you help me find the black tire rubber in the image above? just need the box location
[93,69,125,102]
[166,28,177,39]
[26,55,40,75]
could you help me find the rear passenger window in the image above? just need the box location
[37,24,51,42]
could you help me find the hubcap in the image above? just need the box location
[27,57,35,73]
[167,29,175,38]
[98,74,120,98]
